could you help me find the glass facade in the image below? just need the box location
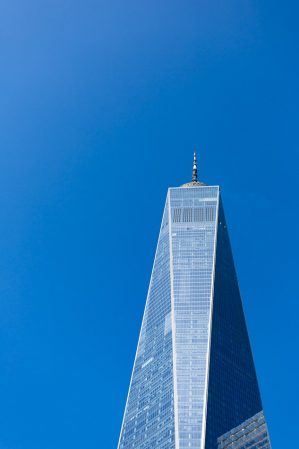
[169,187,219,449]
[217,411,271,449]
[204,201,264,449]
[117,185,271,449]
[118,200,175,449]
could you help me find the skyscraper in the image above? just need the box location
[117,154,271,449]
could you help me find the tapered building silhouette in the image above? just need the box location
[117,154,271,449]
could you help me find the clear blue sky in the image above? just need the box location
[0,1,298,448]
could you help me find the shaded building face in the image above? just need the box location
[117,181,271,449]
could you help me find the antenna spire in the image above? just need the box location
[192,152,198,182]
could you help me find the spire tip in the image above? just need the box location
[192,151,198,182]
